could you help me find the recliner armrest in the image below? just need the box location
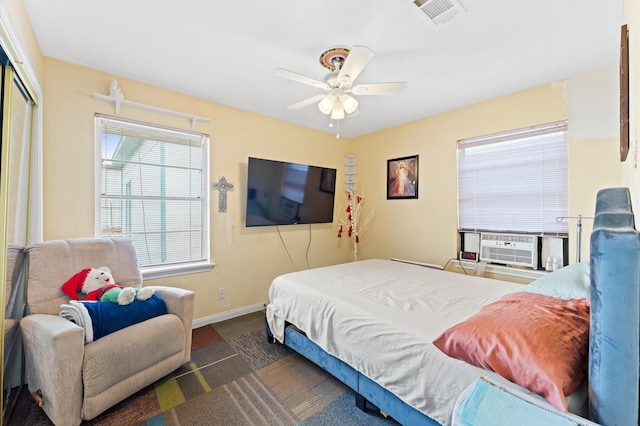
[20,314,84,426]
[146,286,195,363]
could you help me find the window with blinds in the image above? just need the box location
[95,114,210,272]
[457,121,568,235]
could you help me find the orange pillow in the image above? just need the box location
[433,292,589,411]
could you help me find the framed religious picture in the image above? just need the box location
[387,155,418,199]
[620,24,629,162]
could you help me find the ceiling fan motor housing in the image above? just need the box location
[319,47,350,71]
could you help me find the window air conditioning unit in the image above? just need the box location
[480,233,538,269]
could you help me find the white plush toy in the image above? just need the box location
[61,266,154,305]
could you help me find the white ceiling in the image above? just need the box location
[23,0,622,139]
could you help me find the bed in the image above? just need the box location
[265,187,639,425]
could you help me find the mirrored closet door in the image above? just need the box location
[1,51,35,422]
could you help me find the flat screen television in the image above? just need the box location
[246,157,336,227]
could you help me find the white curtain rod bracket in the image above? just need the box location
[94,80,211,130]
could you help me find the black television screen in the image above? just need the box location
[246,157,336,227]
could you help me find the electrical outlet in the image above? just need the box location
[218,288,225,299]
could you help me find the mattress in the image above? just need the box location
[266,259,529,425]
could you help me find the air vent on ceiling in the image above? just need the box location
[412,0,467,25]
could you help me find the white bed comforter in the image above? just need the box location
[265,259,524,425]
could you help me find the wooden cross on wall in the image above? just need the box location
[212,176,234,213]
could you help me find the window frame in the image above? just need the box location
[94,114,213,279]
[457,121,569,236]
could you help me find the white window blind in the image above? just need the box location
[457,121,568,235]
[95,114,210,270]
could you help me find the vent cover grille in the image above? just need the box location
[412,0,466,25]
[480,233,538,268]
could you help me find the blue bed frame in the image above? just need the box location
[283,326,437,425]
[266,186,640,425]
[589,187,640,426]
[265,323,438,425]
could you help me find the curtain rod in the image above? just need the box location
[93,81,211,130]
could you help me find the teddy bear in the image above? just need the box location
[61,266,154,305]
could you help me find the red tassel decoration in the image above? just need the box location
[348,213,353,221]
[347,193,352,200]
[346,205,351,213]
[355,234,360,243]
[337,224,343,238]
[357,196,362,203]
[348,225,353,237]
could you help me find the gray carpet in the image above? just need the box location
[6,311,399,425]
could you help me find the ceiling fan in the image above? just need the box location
[275,46,407,122]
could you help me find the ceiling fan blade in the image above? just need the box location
[286,94,327,110]
[274,68,329,90]
[351,82,407,96]
[338,45,374,84]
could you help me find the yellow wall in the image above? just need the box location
[42,58,354,321]
[353,77,620,265]
[39,58,625,322]
[3,0,44,84]
[7,2,638,324]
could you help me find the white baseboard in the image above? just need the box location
[191,301,268,329]
[390,258,444,270]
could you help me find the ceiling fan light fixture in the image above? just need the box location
[331,99,345,120]
[331,108,345,120]
[318,95,335,114]
[276,45,407,131]
[331,97,346,120]
[341,94,358,114]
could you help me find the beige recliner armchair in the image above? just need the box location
[20,238,195,426]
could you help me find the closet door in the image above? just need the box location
[0,59,34,412]
[2,63,33,247]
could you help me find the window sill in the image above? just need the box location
[142,261,215,280]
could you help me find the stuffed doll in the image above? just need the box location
[61,266,154,305]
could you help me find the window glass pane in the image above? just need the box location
[95,115,209,269]
[457,122,568,235]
